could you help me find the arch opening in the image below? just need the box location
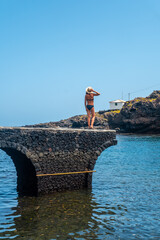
[1,148,38,197]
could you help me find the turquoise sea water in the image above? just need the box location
[0,135,160,240]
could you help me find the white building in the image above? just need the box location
[109,99,126,110]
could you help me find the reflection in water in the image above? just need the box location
[14,190,94,240]
[9,190,126,240]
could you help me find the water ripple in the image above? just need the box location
[0,136,160,239]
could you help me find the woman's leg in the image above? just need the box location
[90,107,95,128]
[86,108,91,128]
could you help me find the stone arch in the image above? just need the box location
[85,140,117,188]
[0,141,38,196]
[87,140,117,169]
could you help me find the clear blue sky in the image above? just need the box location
[0,0,160,126]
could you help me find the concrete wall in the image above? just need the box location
[0,127,117,196]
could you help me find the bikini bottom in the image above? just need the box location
[86,105,94,110]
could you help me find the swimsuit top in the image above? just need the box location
[87,98,94,101]
[86,94,94,102]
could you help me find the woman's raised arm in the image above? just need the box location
[92,89,100,96]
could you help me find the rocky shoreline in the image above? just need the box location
[26,91,160,134]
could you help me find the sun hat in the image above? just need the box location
[86,86,93,94]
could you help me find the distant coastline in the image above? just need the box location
[26,90,160,134]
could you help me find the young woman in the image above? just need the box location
[85,87,100,129]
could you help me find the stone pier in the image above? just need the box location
[0,127,117,196]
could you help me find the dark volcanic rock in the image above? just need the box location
[26,114,110,129]
[26,91,160,134]
[109,91,160,133]
[147,90,160,99]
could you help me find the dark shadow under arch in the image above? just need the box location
[1,148,38,197]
